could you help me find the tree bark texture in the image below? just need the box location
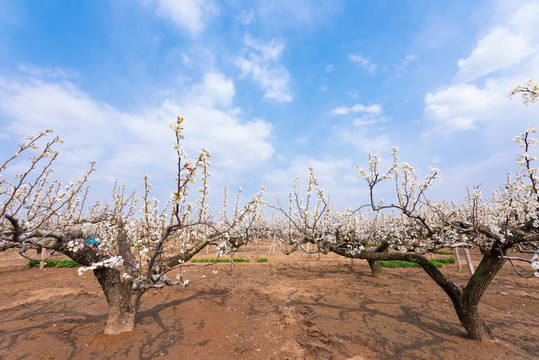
[448,244,510,341]
[93,267,143,335]
[367,242,389,278]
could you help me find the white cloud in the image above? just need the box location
[234,35,292,102]
[0,77,118,150]
[454,2,539,84]
[392,55,418,79]
[188,72,235,108]
[424,83,501,133]
[239,9,255,25]
[345,91,358,98]
[348,54,376,74]
[454,27,532,84]
[403,54,418,65]
[17,63,80,79]
[181,53,193,68]
[509,2,539,40]
[424,75,539,136]
[152,0,217,35]
[331,103,381,116]
[430,155,441,165]
[429,149,516,203]
[263,156,365,208]
[157,101,274,173]
[353,117,380,126]
[418,1,539,206]
[329,102,391,154]
[325,64,335,72]
[336,128,391,154]
[244,35,283,61]
[257,0,342,27]
[424,2,539,136]
[0,71,273,201]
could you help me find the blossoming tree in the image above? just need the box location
[0,117,264,334]
[271,83,539,341]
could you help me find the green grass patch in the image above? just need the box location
[431,257,456,266]
[434,250,454,255]
[380,260,421,268]
[191,257,251,263]
[27,260,40,268]
[256,258,268,262]
[380,257,456,268]
[191,258,230,263]
[28,259,80,268]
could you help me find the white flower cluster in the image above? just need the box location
[270,139,539,269]
[510,80,539,105]
[77,256,124,275]
[67,240,85,253]
[216,233,232,256]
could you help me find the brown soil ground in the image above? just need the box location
[0,243,537,360]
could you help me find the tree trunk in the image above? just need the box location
[367,259,382,278]
[367,242,389,278]
[93,267,143,335]
[333,241,510,341]
[446,244,510,341]
[451,294,494,341]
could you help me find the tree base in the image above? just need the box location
[104,312,136,335]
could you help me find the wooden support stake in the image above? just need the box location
[256,239,259,261]
[39,247,47,270]
[454,247,462,270]
[268,239,274,255]
[463,248,475,276]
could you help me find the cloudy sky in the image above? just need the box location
[1,0,538,210]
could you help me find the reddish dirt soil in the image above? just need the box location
[0,244,537,360]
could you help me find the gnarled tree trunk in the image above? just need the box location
[93,267,144,335]
[367,242,389,278]
[447,245,509,341]
[334,243,510,341]
[451,294,494,341]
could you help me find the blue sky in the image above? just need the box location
[1,0,539,210]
